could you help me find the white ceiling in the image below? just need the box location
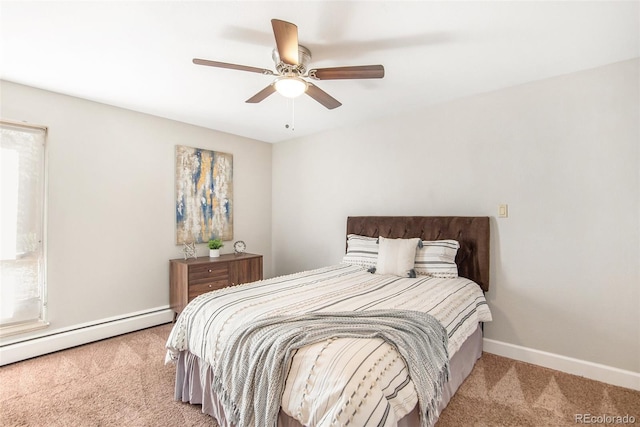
[1,1,638,143]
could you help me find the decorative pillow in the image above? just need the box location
[342,234,378,268]
[375,236,421,278]
[414,240,460,278]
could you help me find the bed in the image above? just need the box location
[166,216,492,427]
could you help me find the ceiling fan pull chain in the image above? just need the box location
[285,98,295,131]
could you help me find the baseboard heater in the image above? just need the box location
[0,307,174,366]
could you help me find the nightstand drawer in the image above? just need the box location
[189,263,229,285]
[188,281,227,300]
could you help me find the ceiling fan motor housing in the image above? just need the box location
[272,45,311,76]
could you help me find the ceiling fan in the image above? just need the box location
[193,19,385,110]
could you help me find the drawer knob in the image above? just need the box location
[208,284,212,288]
[208,269,212,273]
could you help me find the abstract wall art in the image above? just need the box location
[175,146,233,244]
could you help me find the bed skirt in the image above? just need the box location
[174,324,484,427]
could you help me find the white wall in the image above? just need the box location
[1,59,638,381]
[272,59,639,374]
[0,80,272,347]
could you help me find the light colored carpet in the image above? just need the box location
[437,353,639,426]
[0,324,211,427]
[1,323,638,426]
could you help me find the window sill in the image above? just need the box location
[0,320,50,338]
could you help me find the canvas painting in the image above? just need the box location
[175,146,233,243]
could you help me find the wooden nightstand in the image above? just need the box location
[169,253,263,318]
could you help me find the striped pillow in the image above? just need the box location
[414,240,460,278]
[342,234,378,268]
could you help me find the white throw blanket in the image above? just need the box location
[213,310,449,427]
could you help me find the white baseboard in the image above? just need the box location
[0,307,174,366]
[483,338,640,391]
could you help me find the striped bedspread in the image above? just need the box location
[166,263,492,426]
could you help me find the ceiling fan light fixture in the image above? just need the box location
[274,76,307,98]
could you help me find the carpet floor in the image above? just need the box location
[0,323,638,426]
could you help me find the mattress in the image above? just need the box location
[166,263,492,426]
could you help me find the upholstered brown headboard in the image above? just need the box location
[346,216,490,291]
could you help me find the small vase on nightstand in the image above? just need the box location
[209,249,220,258]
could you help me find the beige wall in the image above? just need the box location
[272,59,640,373]
[0,80,272,341]
[2,59,638,375]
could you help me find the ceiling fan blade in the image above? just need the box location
[308,65,385,80]
[193,58,274,75]
[246,84,276,103]
[271,19,299,65]
[306,83,342,110]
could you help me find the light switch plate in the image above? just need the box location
[498,204,508,218]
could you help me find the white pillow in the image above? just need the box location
[342,234,378,269]
[414,240,460,278]
[375,236,421,278]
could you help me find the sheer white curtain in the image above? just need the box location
[0,121,47,334]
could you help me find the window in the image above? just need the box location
[0,120,47,336]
